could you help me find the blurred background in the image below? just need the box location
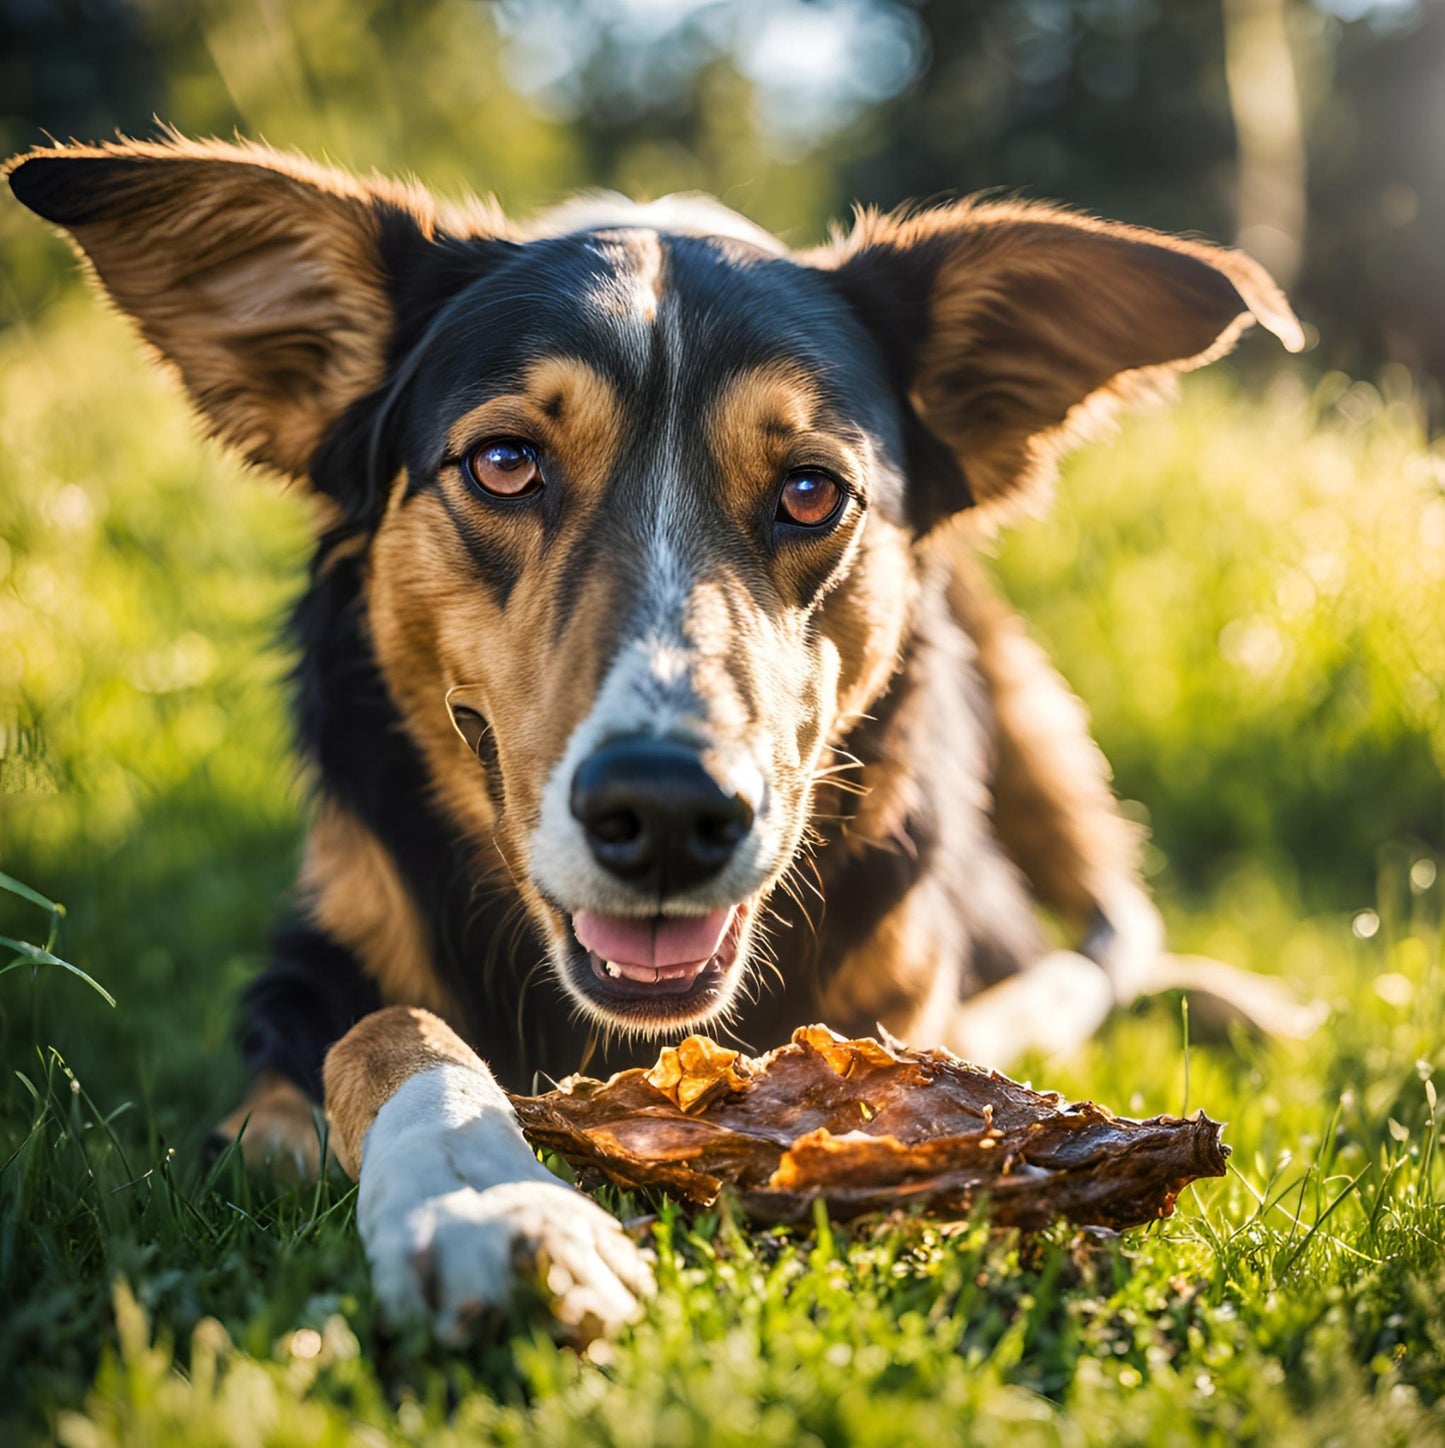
[3,0,1445,390]
[0,0,1443,1115]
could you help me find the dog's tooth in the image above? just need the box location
[605,960,623,979]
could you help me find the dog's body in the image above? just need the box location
[7,138,1301,1341]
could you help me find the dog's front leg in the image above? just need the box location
[947,886,1318,1065]
[323,1006,652,1344]
[946,950,1118,1066]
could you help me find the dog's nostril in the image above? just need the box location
[589,809,643,846]
[696,805,752,852]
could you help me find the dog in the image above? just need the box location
[7,135,1303,1343]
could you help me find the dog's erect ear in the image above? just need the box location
[812,201,1303,529]
[6,137,489,480]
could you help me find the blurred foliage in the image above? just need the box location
[0,0,584,321]
[3,0,1445,391]
[0,298,307,1119]
[993,369,1445,902]
[1307,4,1445,387]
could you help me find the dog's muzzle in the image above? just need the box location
[558,735,757,1005]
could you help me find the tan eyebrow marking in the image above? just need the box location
[705,361,822,470]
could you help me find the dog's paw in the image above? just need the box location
[1154,953,1328,1041]
[367,1178,653,1346]
[212,1071,327,1179]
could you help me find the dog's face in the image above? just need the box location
[7,140,1301,1035]
[368,220,920,1031]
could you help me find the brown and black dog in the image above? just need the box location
[7,136,1303,1341]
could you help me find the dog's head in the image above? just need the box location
[8,138,1301,1035]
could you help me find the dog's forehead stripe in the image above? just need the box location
[584,229,667,325]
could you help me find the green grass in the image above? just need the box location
[3,303,1444,1444]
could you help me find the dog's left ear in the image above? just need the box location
[6,136,498,481]
[812,201,1303,529]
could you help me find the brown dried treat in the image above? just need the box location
[509,1026,1228,1231]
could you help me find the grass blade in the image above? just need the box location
[0,937,117,1007]
[0,871,63,915]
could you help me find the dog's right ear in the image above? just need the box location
[6,136,505,482]
[811,200,1303,531]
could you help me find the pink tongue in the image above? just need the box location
[573,908,734,968]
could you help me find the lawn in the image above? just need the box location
[2,300,1444,1446]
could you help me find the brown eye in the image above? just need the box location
[777,470,842,527]
[465,438,541,497]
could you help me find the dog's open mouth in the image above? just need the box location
[565,902,751,1022]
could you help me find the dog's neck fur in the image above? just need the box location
[290,533,1038,1090]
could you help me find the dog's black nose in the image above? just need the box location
[570,738,754,893]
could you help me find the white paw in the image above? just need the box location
[367,1177,653,1346]
[354,1058,654,1344]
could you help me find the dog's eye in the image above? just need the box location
[465,438,542,497]
[777,470,842,528]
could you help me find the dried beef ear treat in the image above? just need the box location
[509,1026,1228,1231]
